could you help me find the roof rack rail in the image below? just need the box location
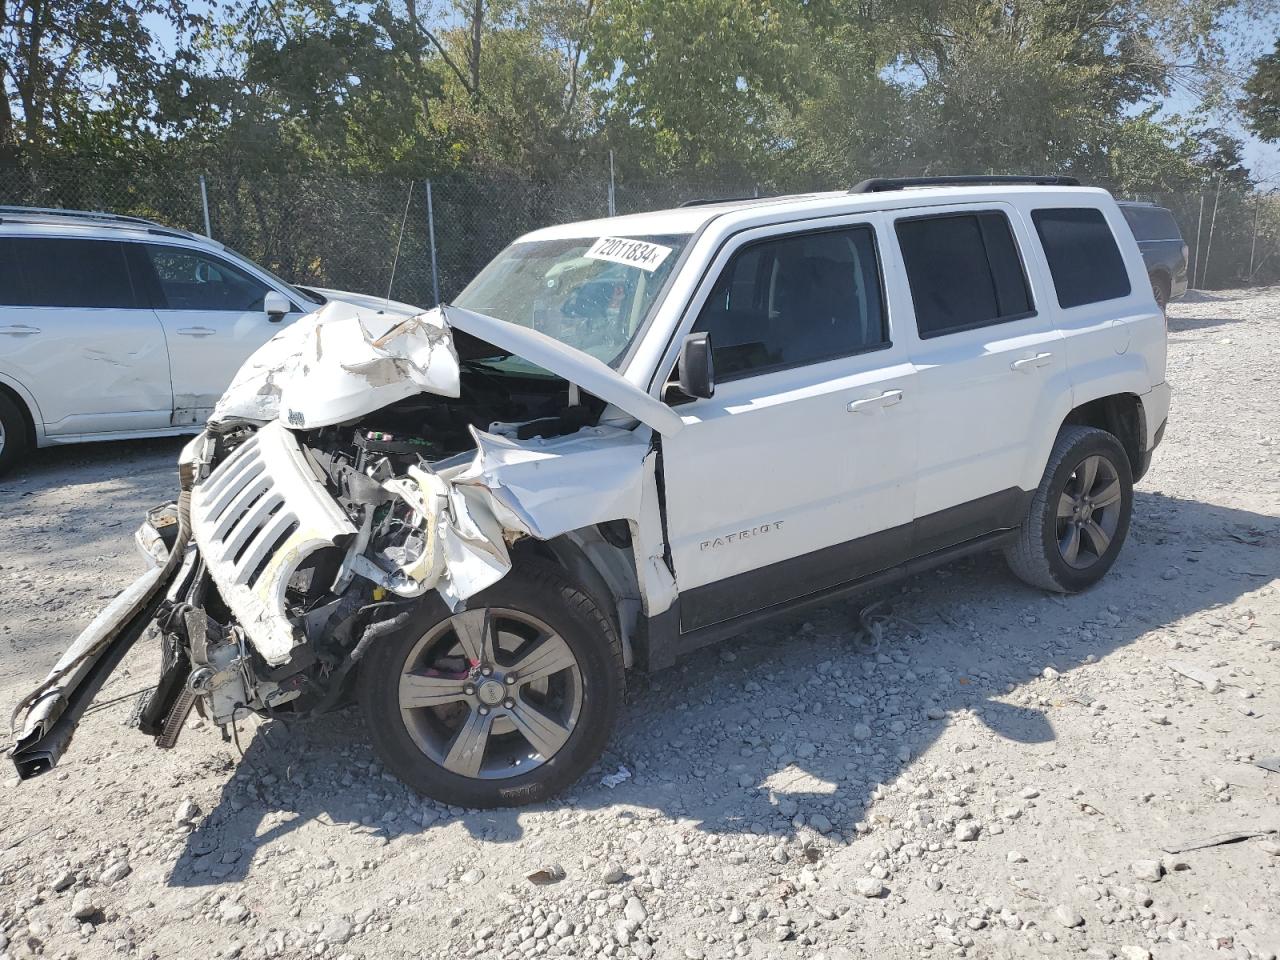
[678,195,760,207]
[0,204,165,228]
[849,175,1080,194]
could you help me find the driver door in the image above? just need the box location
[659,217,918,632]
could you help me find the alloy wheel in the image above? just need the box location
[1055,453,1123,569]
[396,607,583,780]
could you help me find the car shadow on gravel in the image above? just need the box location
[1165,313,1246,333]
[167,490,1279,886]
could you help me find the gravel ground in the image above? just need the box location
[1,286,1278,960]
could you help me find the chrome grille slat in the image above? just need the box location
[190,422,357,666]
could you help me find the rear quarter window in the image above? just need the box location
[0,236,137,308]
[1032,208,1131,309]
[1120,205,1181,242]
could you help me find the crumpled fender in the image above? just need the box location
[377,424,675,614]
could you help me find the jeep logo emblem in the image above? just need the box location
[287,409,305,426]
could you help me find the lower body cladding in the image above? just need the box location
[9,420,671,807]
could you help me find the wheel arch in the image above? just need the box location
[1061,392,1148,480]
[0,374,42,448]
[513,524,642,669]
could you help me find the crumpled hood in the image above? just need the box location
[211,301,684,435]
[211,300,460,428]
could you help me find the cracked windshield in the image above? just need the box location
[453,234,689,367]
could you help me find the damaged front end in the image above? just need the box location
[10,298,679,779]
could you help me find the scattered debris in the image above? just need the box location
[1168,660,1224,693]
[1161,829,1279,854]
[600,765,632,789]
[526,863,566,885]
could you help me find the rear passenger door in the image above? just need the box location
[134,243,300,424]
[889,205,1070,552]
[0,236,173,436]
[660,217,919,632]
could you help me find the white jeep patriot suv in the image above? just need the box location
[12,175,1170,808]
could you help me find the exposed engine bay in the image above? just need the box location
[136,355,608,735]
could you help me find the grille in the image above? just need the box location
[191,422,356,665]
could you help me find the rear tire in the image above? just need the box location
[1005,426,1133,593]
[1151,273,1170,315]
[357,559,624,808]
[0,392,29,477]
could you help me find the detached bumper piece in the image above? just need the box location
[10,566,176,779]
[9,500,190,779]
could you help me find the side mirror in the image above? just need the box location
[263,290,291,323]
[677,332,715,400]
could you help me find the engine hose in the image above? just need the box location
[308,606,414,716]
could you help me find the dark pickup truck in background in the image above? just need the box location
[1119,201,1190,311]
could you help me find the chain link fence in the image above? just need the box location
[2,163,1275,305]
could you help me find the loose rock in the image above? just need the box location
[1130,859,1164,882]
[853,877,885,898]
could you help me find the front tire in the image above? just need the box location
[0,392,29,477]
[1005,426,1133,593]
[357,560,624,808]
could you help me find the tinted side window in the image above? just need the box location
[692,226,887,378]
[0,238,26,304]
[146,245,270,311]
[3,237,137,308]
[1120,205,1181,242]
[1033,208,1132,309]
[895,212,1033,338]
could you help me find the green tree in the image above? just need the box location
[0,0,206,170]
[586,0,830,176]
[1243,39,1280,141]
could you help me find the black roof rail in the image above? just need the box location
[849,175,1081,194]
[678,195,760,207]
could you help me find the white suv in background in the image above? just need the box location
[0,207,418,475]
[12,176,1170,810]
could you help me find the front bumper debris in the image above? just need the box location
[190,422,356,666]
[9,508,187,779]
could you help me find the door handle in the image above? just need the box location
[175,327,216,337]
[1010,352,1053,372]
[847,389,904,414]
[0,324,40,336]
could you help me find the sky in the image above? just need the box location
[1150,7,1280,184]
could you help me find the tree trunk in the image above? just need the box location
[468,0,483,102]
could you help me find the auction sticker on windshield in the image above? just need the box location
[584,237,673,271]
